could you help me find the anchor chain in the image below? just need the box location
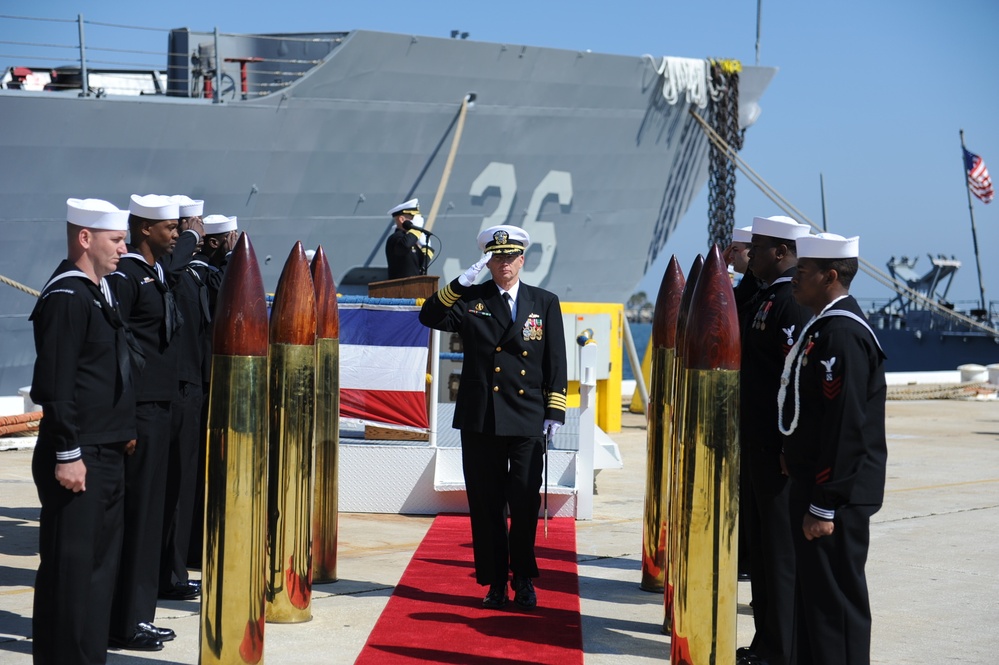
[706,60,744,249]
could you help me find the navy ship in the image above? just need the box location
[862,254,999,373]
[0,17,777,394]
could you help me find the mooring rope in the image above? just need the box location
[688,109,999,337]
[0,274,40,298]
[887,382,996,401]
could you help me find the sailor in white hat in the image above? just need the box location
[724,224,765,310]
[105,193,201,650]
[385,197,434,278]
[171,194,204,221]
[738,214,814,665]
[178,214,239,572]
[158,196,211,605]
[779,232,886,665]
[419,224,566,611]
[30,198,137,662]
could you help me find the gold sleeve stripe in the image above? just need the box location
[438,283,460,307]
[547,393,567,409]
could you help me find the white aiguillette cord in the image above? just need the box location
[777,295,849,436]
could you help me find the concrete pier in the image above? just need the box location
[1,399,997,664]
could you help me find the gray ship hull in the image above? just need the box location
[0,29,775,393]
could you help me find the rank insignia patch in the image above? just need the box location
[820,357,841,399]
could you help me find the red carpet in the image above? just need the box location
[355,514,583,665]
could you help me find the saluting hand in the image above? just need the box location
[459,252,492,287]
[55,459,86,493]
[181,215,206,238]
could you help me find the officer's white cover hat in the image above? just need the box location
[388,198,420,216]
[477,225,530,255]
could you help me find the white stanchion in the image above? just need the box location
[429,328,439,448]
[577,339,597,520]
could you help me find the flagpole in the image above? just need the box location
[960,129,987,313]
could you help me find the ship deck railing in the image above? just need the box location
[0,12,345,101]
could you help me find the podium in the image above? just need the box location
[367,274,439,300]
[365,275,440,441]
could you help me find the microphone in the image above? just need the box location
[403,220,433,235]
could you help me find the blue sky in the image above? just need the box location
[4,0,998,305]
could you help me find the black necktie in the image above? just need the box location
[155,263,183,342]
[94,279,137,398]
[504,292,515,320]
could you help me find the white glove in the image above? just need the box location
[544,419,562,439]
[410,215,427,246]
[458,252,492,287]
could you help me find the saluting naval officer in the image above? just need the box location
[739,215,813,665]
[419,225,567,610]
[106,194,201,651]
[385,198,434,279]
[30,198,136,665]
[779,233,887,665]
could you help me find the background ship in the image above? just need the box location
[862,254,999,373]
[0,17,776,394]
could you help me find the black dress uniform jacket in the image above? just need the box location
[419,277,568,434]
[782,295,888,513]
[30,261,137,456]
[385,227,432,279]
[107,232,197,401]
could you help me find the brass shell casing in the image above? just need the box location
[201,356,269,664]
[669,369,740,665]
[641,345,674,592]
[311,337,340,583]
[265,343,316,623]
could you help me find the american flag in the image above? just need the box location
[963,148,994,204]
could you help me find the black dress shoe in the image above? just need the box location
[109,630,163,651]
[159,580,201,600]
[482,582,508,608]
[511,575,537,609]
[138,622,176,642]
